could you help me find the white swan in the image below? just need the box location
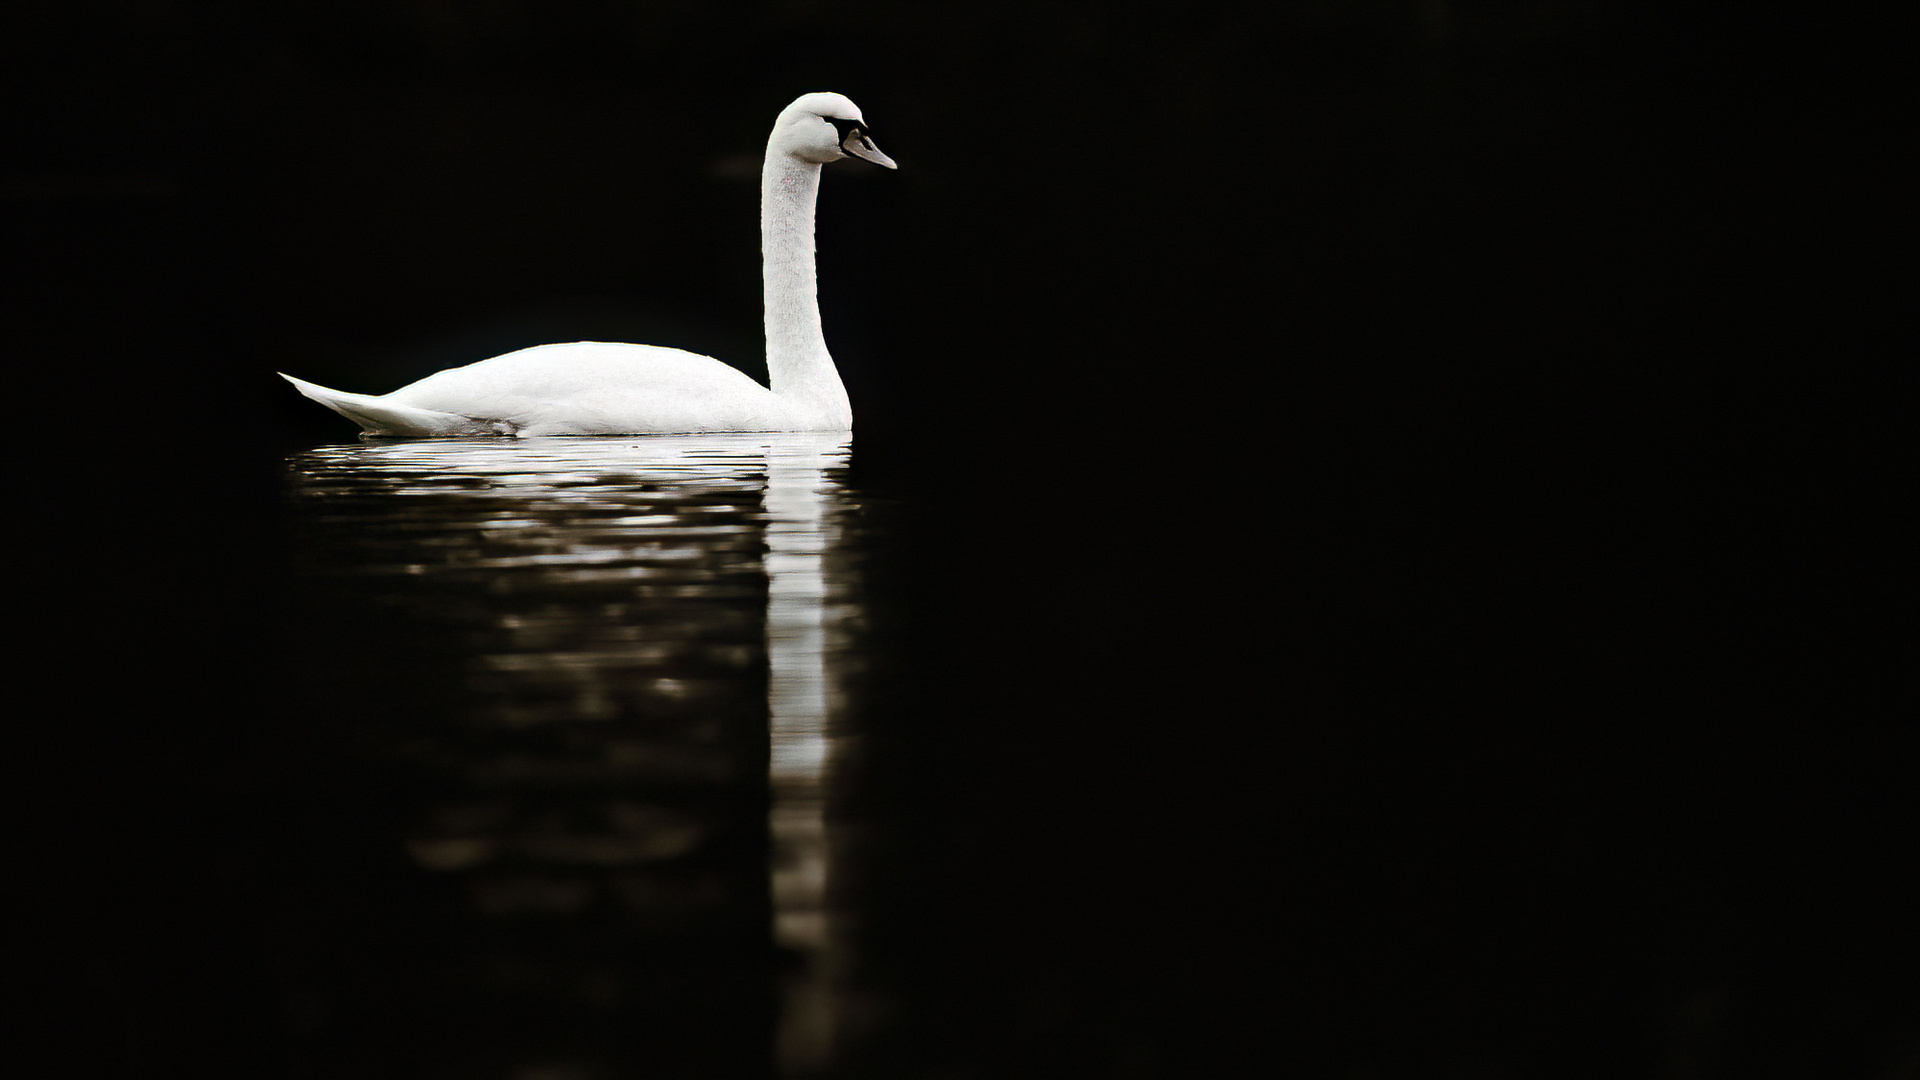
[281,92,895,436]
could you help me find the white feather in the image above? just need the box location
[282,92,892,437]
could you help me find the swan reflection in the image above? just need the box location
[286,431,859,1077]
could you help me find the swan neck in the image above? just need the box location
[761,151,849,425]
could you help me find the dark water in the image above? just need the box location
[277,434,865,1079]
[261,432,1920,1080]
[13,421,1913,1080]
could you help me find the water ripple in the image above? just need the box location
[283,431,863,1077]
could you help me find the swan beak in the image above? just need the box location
[843,131,897,169]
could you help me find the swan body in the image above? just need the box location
[283,92,894,437]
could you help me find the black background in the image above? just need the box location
[11,2,1913,1078]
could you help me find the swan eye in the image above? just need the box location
[823,116,865,145]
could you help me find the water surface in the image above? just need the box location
[283,432,866,1079]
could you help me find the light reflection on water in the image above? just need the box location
[285,432,861,1079]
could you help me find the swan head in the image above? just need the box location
[773,92,897,169]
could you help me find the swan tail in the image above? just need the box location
[278,373,516,436]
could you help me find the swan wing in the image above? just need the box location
[383,342,785,435]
